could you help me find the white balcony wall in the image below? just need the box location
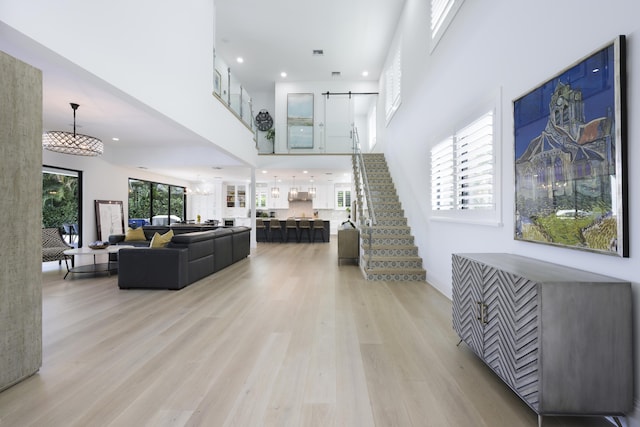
[1,0,256,166]
[273,80,378,154]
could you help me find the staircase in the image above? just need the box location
[352,153,426,281]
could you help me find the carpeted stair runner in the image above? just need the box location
[353,153,426,281]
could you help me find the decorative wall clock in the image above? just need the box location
[255,110,273,131]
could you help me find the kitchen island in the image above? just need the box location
[257,219,330,243]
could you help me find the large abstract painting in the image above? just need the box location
[513,35,627,256]
[95,200,124,241]
[287,93,314,148]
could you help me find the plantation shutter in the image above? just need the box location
[431,137,455,210]
[455,111,494,210]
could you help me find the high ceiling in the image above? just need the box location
[215,0,404,95]
[0,1,404,185]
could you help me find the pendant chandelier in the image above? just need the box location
[43,103,103,156]
[271,176,280,198]
[308,176,316,198]
[288,175,298,200]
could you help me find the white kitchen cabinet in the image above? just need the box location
[312,184,334,209]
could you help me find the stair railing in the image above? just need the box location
[352,128,376,268]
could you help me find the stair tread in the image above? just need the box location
[367,255,422,260]
[363,267,426,274]
[362,244,418,249]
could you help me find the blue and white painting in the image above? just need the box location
[287,93,314,148]
[513,36,627,256]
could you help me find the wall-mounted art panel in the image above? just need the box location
[513,35,627,257]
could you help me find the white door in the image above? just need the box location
[324,96,353,153]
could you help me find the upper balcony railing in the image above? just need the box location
[213,59,254,131]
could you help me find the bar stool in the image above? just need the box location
[285,218,298,242]
[256,218,269,242]
[298,218,311,242]
[269,218,283,242]
[311,219,325,242]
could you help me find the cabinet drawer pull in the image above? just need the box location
[481,303,488,324]
[477,301,488,324]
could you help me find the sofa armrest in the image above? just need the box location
[118,248,189,290]
[109,234,126,244]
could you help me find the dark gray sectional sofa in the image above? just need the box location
[114,226,250,290]
[108,224,219,247]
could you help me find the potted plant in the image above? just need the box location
[265,128,275,143]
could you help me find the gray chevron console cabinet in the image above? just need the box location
[452,253,632,426]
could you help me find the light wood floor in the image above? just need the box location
[0,240,614,427]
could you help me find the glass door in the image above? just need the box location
[42,166,82,247]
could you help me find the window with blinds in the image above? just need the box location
[431,137,455,210]
[384,44,401,123]
[456,112,494,210]
[430,0,465,51]
[431,111,495,213]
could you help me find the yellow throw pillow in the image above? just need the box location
[124,227,146,241]
[150,229,173,248]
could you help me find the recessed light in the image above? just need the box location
[362,71,369,77]
[236,57,244,63]
[262,170,267,174]
[281,71,287,78]
[303,170,308,174]
[112,137,120,141]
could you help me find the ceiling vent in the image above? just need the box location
[331,71,341,77]
[312,49,324,56]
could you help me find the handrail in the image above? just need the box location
[352,128,376,269]
[212,57,254,132]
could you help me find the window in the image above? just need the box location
[384,42,402,123]
[430,0,465,52]
[430,110,498,223]
[43,166,82,245]
[430,137,455,211]
[255,184,267,208]
[368,104,377,150]
[128,178,186,226]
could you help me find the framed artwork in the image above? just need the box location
[95,200,125,241]
[214,69,222,96]
[513,35,627,257]
[287,93,314,148]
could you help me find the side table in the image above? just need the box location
[338,228,360,265]
[63,246,134,279]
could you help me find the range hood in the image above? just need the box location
[288,191,311,202]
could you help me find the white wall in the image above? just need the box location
[274,81,378,153]
[381,0,640,423]
[1,0,256,166]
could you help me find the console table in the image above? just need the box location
[452,253,632,426]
